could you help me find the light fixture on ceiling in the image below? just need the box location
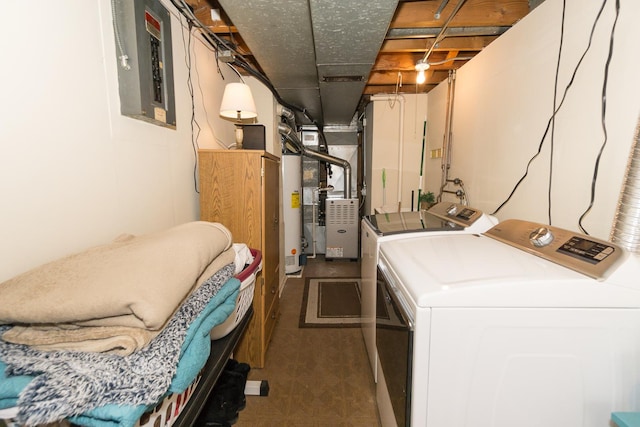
[415,0,468,86]
[415,59,430,85]
[219,82,257,149]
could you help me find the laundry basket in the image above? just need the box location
[210,249,262,340]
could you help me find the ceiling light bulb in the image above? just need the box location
[415,59,429,85]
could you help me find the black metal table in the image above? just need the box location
[173,306,253,426]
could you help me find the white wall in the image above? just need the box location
[0,1,273,282]
[365,93,428,214]
[427,0,640,240]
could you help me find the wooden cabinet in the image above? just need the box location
[198,149,280,368]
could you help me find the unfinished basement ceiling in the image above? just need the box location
[217,0,398,127]
[188,0,545,126]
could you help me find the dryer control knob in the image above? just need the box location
[529,227,554,247]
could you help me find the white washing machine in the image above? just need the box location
[360,202,498,383]
[377,218,640,427]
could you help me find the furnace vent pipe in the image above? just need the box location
[278,123,352,198]
[611,115,640,254]
[277,104,296,126]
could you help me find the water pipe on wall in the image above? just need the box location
[438,70,457,202]
[371,95,405,211]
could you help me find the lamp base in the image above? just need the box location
[235,126,244,149]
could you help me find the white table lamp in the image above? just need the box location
[220,82,258,148]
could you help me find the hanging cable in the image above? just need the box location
[110,0,131,70]
[178,19,201,194]
[230,55,330,147]
[388,73,403,109]
[169,0,243,58]
[226,64,245,83]
[492,0,610,216]
[548,0,567,225]
[578,0,620,234]
[166,0,330,148]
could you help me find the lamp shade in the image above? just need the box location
[219,82,258,121]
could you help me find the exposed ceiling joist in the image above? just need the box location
[184,0,541,126]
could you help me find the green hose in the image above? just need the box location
[382,168,386,205]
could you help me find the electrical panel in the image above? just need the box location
[112,0,176,128]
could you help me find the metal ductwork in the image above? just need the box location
[276,104,296,124]
[611,115,640,253]
[278,123,352,198]
[219,0,399,126]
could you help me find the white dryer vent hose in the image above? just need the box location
[611,113,640,253]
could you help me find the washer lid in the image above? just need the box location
[364,210,462,236]
[379,233,640,309]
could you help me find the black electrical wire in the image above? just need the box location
[168,0,330,148]
[491,0,610,217]
[577,0,621,235]
[230,56,330,147]
[169,0,241,58]
[548,0,567,225]
[179,18,201,194]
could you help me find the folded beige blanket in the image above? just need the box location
[0,246,236,355]
[0,221,233,332]
[1,324,155,355]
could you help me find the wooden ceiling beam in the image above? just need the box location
[372,51,472,71]
[391,0,530,28]
[183,0,239,32]
[380,35,498,53]
[367,69,450,86]
[363,84,437,95]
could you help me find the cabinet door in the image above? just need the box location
[198,150,280,368]
[198,151,262,250]
[262,157,280,351]
[262,156,280,295]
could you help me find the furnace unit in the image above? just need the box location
[325,198,359,259]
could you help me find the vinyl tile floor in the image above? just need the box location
[234,256,380,427]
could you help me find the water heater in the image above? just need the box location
[282,154,302,273]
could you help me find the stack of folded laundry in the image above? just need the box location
[0,221,242,427]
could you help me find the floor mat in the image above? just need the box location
[299,278,362,328]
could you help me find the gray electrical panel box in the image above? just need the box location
[112,0,176,128]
